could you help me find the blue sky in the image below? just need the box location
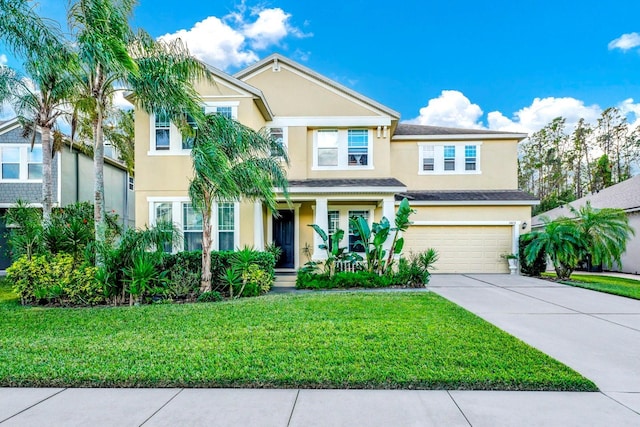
[3,0,640,133]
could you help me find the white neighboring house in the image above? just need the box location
[0,118,135,272]
[532,175,640,275]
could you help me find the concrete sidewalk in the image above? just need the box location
[2,387,640,426]
[3,274,640,426]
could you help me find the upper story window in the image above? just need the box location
[269,127,288,157]
[0,145,43,182]
[418,143,482,175]
[155,112,170,151]
[347,130,368,166]
[313,129,373,170]
[149,102,238,155]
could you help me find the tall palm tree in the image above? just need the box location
[524,217,582,280]
[189,113,289,292]
[68,0,211,253]
[0,0,76,222]
[567,201,634,270]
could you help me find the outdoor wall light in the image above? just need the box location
[522,222,527,230]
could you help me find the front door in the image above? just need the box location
[273,210,295,269]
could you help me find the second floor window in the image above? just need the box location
[1,147,20,179]
[314,129,372,170]
[182,113,197,150]
[155,112,170,150]
[0,145,43,181]
[419,143,481,174]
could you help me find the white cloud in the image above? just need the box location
[113,89,133,110]
[619,98,640,128]
[158,5,310,70]
[407,90,484,129]
[487,97,602,134]
[0,101,16,120]
[0,54,7,66]
[608,32,640,51]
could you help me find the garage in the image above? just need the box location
[403,225,514,273]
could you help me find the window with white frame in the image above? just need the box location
[151,199,238,252]
[215,106,233,119]
[183,203,203,251]
[325,206,373,253]
[465,145,477,171]
[154,202,174,252]
[347,130,369,166]
[0,145,43,182]
[218,202,235,251]
[348,210,369,252]
[314,129,373,169]
[154,111,170,150]
[204,102,238,120]
[269,127,287,157]
[1,147,20,179]
[181,113,197,150]
[418,143,481,174]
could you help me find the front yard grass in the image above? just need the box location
[543,273,640,300]
[0,281,595,390]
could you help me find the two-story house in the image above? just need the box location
[134,54,536,273]
[0,118,135,271]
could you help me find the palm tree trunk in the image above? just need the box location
[200,199,213,293]
[94,109,106,255]
[41,126,53,223]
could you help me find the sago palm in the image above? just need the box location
[524,217,582,280]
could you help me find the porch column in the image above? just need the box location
[313,197,328,260]
[382,197,396,254]
[253,201,264,251]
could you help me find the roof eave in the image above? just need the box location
[392,133,528,142]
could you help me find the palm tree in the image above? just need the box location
[567,201,634,271]
[0,0,76,222]
[68,0,211,253]
[524,217,582,280]
[189,113,289,292]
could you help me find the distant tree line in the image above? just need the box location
[518,107,640,215]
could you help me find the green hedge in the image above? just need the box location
[162,250,275,295]
[296,270,421,290]
[519,235,547,276]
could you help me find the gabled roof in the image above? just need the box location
[397,190,538,205]
[234,53,400,120]
[532,175,640,226]
[203,64,273,120]
[393,123,527,141]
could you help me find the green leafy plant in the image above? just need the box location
[308,224,348,277]
[197,290,222,303]
[124,253,167,305]
[265,242,283,264]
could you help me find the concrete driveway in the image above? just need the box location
[431,274,640,412]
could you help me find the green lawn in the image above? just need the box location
[0,280,595,390]
[543,273,640,300]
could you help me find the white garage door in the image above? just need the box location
[403,225,513,273]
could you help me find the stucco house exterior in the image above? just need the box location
[532,175,640,275]
[134,54,536,273]
[0,118,135,270]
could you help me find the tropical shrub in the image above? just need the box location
[519,235,546,276]
[7,254,103,305]
[197,290,222,303]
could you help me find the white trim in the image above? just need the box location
[412,220,518,226]
[286,186,406,194]
[268,116,392,127]
[0,202,43,208]
[56,151,61,205]
[392,133,526,141]
[267,203,301,269]
[0,144,44,183]
[147,196,190,203]
[403,200,539,206]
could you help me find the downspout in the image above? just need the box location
[75,151,79,202]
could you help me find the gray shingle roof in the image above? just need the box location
[394,123,521,136]
[532,175,640,226]
[289,178,405,188]
[396,190,538,202]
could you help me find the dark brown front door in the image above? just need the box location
[273,210,294,268]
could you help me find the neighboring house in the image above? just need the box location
[0,118,135,270]
[134,54,536,273]
[532,175,640,275]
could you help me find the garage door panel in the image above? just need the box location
[403,226,512,273]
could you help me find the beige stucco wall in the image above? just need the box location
[412,205,532,229]
[242,65,380,117]
[391,139,519,190]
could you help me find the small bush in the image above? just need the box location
[197,291,222,303]
[7,254,103,305]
